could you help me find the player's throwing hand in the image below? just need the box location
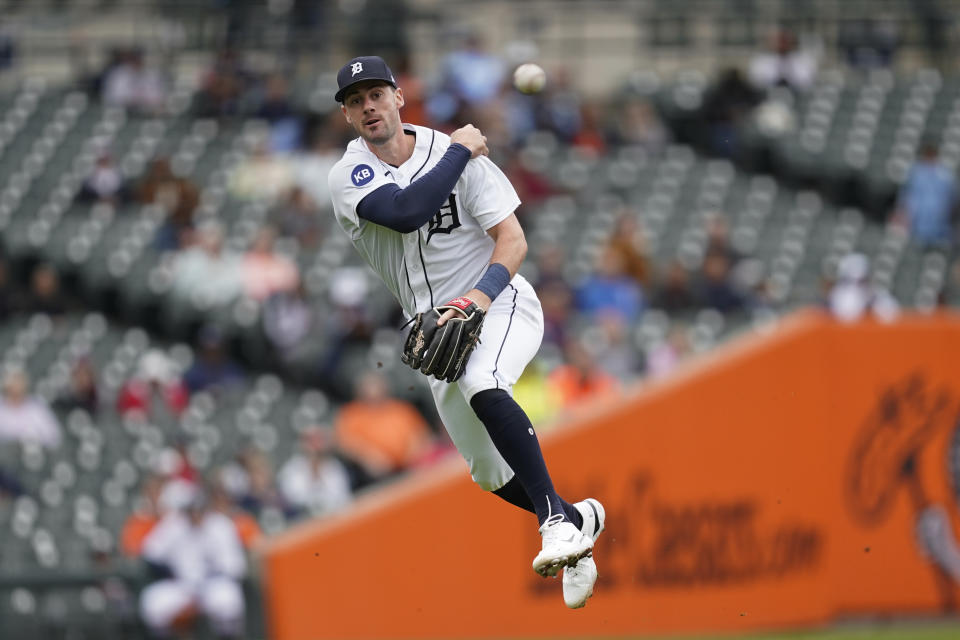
[450,124,489,158]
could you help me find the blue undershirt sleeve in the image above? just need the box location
[355,143,471,233]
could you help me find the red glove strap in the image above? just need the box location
[444,297,474,311]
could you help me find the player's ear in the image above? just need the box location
[340,103,351,123]
[394,87,405,109]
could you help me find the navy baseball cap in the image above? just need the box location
[335,56,397,103]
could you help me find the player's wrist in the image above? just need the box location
[448,142,472,158]
[473,262,510,304]
[464,289,491,312]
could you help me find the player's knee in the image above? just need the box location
[140,581,192,631]
[468,387,512,419]
[202,578,245,630]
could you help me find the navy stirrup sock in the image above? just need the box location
[470,388,577,527]
[493,475,583,530]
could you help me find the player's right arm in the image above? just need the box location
[353,125,488,233]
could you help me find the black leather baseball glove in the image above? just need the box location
[401,297,484,383]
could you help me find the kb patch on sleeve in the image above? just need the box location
[351,164,374,186]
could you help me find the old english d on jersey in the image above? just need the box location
[328,124,521,318]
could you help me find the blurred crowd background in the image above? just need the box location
[1,0,959,638]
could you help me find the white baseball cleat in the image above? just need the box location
[532,513,594,578]
[563,498,606,609]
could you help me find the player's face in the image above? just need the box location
[341,82,405,146]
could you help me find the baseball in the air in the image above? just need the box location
[513,63,546,94]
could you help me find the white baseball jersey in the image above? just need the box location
[328,123,543,492]
[139,510,246,634]
[328,123,521,317]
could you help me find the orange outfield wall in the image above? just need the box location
[262,310,960,639]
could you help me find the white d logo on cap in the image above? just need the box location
[351,62,363,76]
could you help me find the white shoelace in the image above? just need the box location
[540,512,565,533]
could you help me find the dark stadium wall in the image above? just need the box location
[262,309,960,639]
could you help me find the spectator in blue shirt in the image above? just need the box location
[899,143,956,249]
[184,326,244,394]
[575,247,645,323]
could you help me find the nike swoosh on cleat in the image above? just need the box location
[561,535,577,543]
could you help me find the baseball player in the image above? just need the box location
[328,56,605,608]
[139,493,246,637]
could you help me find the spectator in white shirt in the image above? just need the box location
[171,224,243,308]
[139,493,246,639]
[829,253,900,323]
[278,427,353,519]
[749,29,818,93]
[0,368,61,449]
[102,48,166,114]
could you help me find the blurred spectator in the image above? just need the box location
[263,282,323,379]
[538,277,574,351]
[210,479,262,549]
[335,371,433,489]
[704,214,742,265]
[256,72,295,123]
[647,325,693,378]
[219,446,290,519]
[428,32,506,125]
[121,474,165,557]
[195,49,255,119]
[701,67,763,158]
[697,251,748,313]
[184,328,245,394]
[504,156,554,221]
[653,260,698,313]
[294,127,341,214]
[0,467,24,499]
[840,16,900,69]
[55,358,99,414]
[241,226,299,302]
[538,68,584,144]
[828,253,899,323]
[139,493,246,639]
[575,247,645,323]
[748,29,818,93]
[0,19,16,72]
[154,445,201,514]
[394,54,427,126]
[78,151,126,204]
[319,268,377,393]
[611,97,670,153]
[278,427,353,518]
[547,339,619,409]
[140,157,199,250]
[608,213,653,288]
[534,245,574,348]
[0,255,17,317]
[26,263,69,317]
[271,186,322,250]
[230,138,295,202]
[897,143,957,249]
[0,368,61,448]
[257,72,301,153]
[170,224,244,308]
[571,101,608,155]
[102,48,166,114]
[117,350,189,420]
[591,314,641,381]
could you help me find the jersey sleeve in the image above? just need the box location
[459,155,521,231]
[328,158,396,239]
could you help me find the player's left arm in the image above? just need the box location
[437,213,526,325]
